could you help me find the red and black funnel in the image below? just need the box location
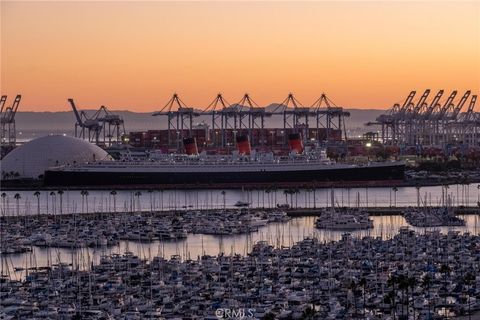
[183,137,199,155]
[236,135,251,155]
[288,133,304,154]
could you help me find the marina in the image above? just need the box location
[0,217,480,319]
[2,0,480,318]
[1,115,480,319]
[1,184,479,318]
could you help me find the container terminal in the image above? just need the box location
[1,91,479,189]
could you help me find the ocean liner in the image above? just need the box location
[44,134,405,188]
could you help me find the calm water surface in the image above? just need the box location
[3,214,480,280]
[2,183,479,216]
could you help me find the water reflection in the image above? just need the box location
[1,183,480,216]
[4,214,479,280]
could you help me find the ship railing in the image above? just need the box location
[68,158,339,169]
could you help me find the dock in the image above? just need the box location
[286,206,480,217]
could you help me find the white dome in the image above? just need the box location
[1,135,110,180]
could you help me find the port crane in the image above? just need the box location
[95,105,126,146]
[311,93,350,142]
[369,89,479,154]
[0,95,21,152]
[68,98,102,144]
[153,94,201,148]
[203,93,231,147]
[235,94,271,146]
[153,92,350,148]
[69,99,126,146]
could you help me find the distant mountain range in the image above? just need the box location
[13,109,387,139]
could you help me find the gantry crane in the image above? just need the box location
[68,98,102,144]
[311,93,350,142]
[369,90,479,152]
[203,93,230,147]
[0,95,21,150]
[152,94,201,148]
[95,106,126,146]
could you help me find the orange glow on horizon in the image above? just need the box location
[1,1,479,112]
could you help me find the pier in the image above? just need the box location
[286,206,480,217]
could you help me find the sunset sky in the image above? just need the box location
[1,1,479,112]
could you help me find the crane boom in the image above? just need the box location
[463,95,477,121]
[391,91,415,115]
[7,95,21,122]
[402,91,416,109]
[203,94,229,112]
[424,90,444,118]
[449,90,471,119]
[0,95,7,115]
[1,95,21,123]
[68,98,84,125]
[436,91,457,119]
[412,89,430,115]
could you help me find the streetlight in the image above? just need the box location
[366,142,372,161]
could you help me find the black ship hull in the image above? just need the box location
[44,163,405,188]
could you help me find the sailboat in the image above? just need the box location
[315,189,373,231]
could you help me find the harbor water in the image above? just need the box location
[2,212,480,280]
[1,183,479,216]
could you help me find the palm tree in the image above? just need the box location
[407,276,417,319]
[304,187,312,208]
[392,187,398,207]
[415,184,421,208]
[440,264,451,307]
[301,306,316,319]
[262,312,275,320]
[294,188,300,208]
[397,275,408,318]
[81,190,89,213]
[282,188,296,207]
[134,191,142,212]
[387,275,398,320]
[1,192,6,216]
[57,190,64,215]
[365,187,369,207]
[265,188,271,208]
[13,193,21,217]
[34,191,41,216]
[313,185,317,208]
[421,274,432,318]
[273,185,278,207]
[159,189,164,211]
[443,184,450,207]
[110,190,117,213]
[349,280,358,317]
[389,187,392,207]
[464,272,475,320]
[221,190,226,210]
[359,277,367,318]
[477,184,480,207]
[49,191,56,216]
[147,189,154,212]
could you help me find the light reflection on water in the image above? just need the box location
[1,183,480,216]
[4,214,480,280]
